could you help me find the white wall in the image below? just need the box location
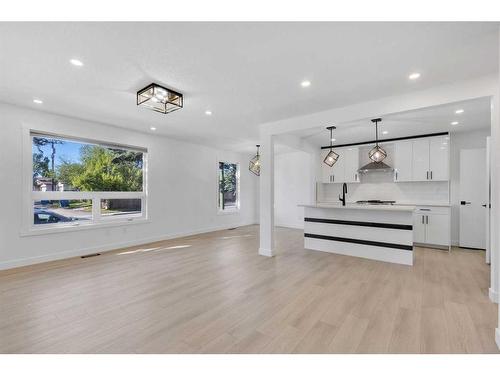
[450,129,490,245]
[274,150,313,229]
[0,103,258,270]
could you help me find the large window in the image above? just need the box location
[218,161,240,212]
[29,132,147,230]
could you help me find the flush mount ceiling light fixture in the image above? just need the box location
[368,118,387,163]
[137,83,183,114]
[323,126,339,167]
[249,145,261,176]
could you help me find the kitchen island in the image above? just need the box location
[300,203,415,265]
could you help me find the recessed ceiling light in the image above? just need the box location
[150,127,157,131]
[451,121,459,126]
[455,109,464,114]
[70,58,84,67]
[382,130,389,135]
[301,80,311,87]
[408,72,421,80]
[33,99,43,104]
[205,110,212,116]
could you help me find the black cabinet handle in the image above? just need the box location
[482,204,487,207]
[460,201,471,205]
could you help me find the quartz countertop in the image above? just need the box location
[299,203,416,212]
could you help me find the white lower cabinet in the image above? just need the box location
[413,206,450,249]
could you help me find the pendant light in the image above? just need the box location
[323,126,339,167]
[368,118,387,163]
[249,144,260,176]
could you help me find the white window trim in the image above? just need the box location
[22,127,149,235]
[216,159,241,215]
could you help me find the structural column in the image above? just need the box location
[259,131,275,256]
[496,26,500,349]
[491,93,499,305]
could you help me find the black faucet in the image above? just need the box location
[339,183,347,206]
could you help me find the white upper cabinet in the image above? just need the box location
[412,139,431,181]
[393,141,413,182]
[343,148,360,183]
[320,148,358,183]
[429,136,449,181]
[393,136,449,182]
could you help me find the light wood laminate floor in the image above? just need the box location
[0,225,498,353]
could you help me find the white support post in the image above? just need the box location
[496,27,500,350]
[491,93,500,305]
[259,132,275,257]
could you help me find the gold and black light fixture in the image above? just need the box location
[137,83,183,114]
[323,126,339,167]
[368,118,387,163]
[249,144,260,176]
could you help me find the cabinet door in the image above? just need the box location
[330,149,345,183]
[425,214,450,246]
[321,150,333,183]
[413,214,426,243]
[394,141,413,182]
[412,139,430,181]
[429,136,449,181]
[343,148,360,183]
[321,149,344,183]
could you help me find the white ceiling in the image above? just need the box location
[299,97,492,148]
[0,22,498,152]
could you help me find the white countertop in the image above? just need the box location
[299,203,416,212]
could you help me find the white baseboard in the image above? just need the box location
[496,328,500,350]
[489,288,499,304]
[275,222,304,230]
[258,247,275,257]
[0,221,257,271]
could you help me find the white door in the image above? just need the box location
[426,214,450,247]
[459,148,487,249]
[343,148,360,183]
[413,214,426,243]
[429,136,449,181]
[412,139,430,181]
[394,141,413,182]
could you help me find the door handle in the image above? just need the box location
[460,201,471,205]
[422,215,424,224]
[426,215,429,224]
[426,171,429,180]
[482,204,487,208]
[355,173,358,181]
[395,171,398,180]
[430,171,433,179]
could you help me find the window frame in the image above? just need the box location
[217,160,241,215]
[22,128,149,235]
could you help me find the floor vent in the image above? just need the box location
[81,253,101,259]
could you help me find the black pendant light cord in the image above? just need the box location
[371,118,382,146]
[330,127,333,149]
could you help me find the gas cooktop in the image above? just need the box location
[356,200,396,205]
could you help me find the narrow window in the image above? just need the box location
[218,161,240,212]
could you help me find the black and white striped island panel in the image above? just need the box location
[300,204,415,266]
